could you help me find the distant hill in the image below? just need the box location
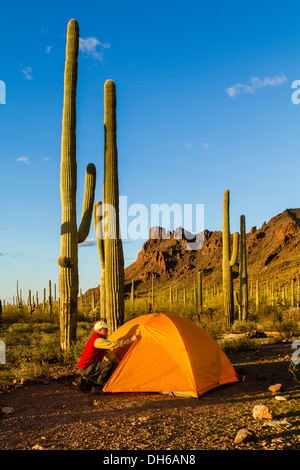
[123,208,300,295]
[84,208,300,302]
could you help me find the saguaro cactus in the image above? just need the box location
[48,280,52,316]
[57,19,96,351]
[256,279,260,313]
[222,189,239,327]
[239,214,248,320]
[94,201,105,317]
[196,270,203,318]
[102,79,124,331]
[131,279,135,307]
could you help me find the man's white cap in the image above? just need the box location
[94,321,111,331]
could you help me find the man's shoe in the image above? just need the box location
[91,386,104,394]
[73,377,89,391]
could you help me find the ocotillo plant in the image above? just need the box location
[102,79,124,331]
[57,19,96,351]
[222,189,239,327]
[239,214,248,321]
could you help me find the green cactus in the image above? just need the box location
[222,189,239,327]
[234,290,241,318]
[291,279,295,307]
[48,280,52,316]
[94,201,105,317]
[57,19,96,351]
[239,214,248,321]
[131,279,135,307]
[100,79,125,331]
[151,277,154,305]
[28,290,33,314]
[196,270,203,317]
[92,290,96,311]
[16,280,19,305]
[270,282,274,307]
[256,279,259,313]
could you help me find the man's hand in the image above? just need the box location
[130,334,137,342]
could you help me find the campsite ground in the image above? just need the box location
[0,341,300,452]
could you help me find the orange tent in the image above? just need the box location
[103,313,239,398]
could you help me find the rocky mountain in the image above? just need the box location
[123,208,300,296]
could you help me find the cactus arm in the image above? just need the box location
[222,189,230,266]
[94,200,106,318]
[77,163,96,244]
[94,200,105,268]
[230,231,239,266]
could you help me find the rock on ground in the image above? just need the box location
[253,405,274,420]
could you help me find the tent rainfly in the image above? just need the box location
[103,313,239,398]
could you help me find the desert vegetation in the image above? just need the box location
[1,277,300,391]
[1,16,300,451]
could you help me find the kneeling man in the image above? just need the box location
[76,321,136,394]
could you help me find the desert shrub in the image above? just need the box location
[231,320,258,334]
[220,337,261,353]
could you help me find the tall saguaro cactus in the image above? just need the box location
[57,19,96,351]
[239,214,248,320]
[222,189,239,327]
[102,79,124,331]
[94,201,105,317]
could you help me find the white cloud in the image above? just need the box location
[79,37,110,61]
[21,66,33,80]
[226,74,287,98]
[43,156,51,161]
[203,143,210,148]
[184,142,193,149]
[79,238,97,247]
[46,46,52,54]
[16,156,30,165]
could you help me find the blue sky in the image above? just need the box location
[1,0,300,303]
